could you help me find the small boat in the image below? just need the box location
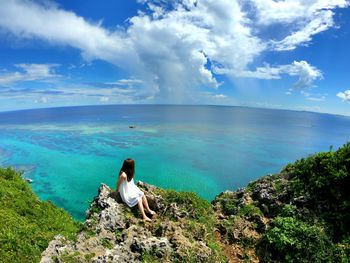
[129,125,136,129]
[25,178,33,183]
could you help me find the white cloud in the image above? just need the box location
[0,0,346,102]
[301,90,327,101]
[290,61,323,89]
[251,0,348,50]
[0,82,151,108]
[99,96,110,102]
[34,96,48,103]
[105,79,144,87]
[217,60,322,89]
[214,94,227,99]
[125,0,265,101]
[307,96,326,102]
[337,90,350,102]
[271,10,335,51]
[252,0,348,25]
[0,64,59,85]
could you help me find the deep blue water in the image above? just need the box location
[0,105,349,220]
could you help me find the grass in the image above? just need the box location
[101,237,114,249]
[156,188,227,262]
[0,167,81,263]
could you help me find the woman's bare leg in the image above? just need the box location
[137,199,151,221]
[142,195,155,215]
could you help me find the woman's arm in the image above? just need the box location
[115,172,127,193]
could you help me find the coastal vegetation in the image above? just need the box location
[1,142,350,262]
[0,167,81,263]
[214,142,350,262]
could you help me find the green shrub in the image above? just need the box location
[213,192,239,215]
[238,204,263,217]
[101,238,114,249]
[258,217,345,262]
[162,189,212,221]
[0,167,80,263]
[288,142,350,241]
[279,204,297,217]
[158,188,227,262]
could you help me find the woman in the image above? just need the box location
[115,158,155,221]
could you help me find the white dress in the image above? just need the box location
[119,178,144,207]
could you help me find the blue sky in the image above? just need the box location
[0,0,350,115]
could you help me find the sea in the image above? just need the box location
[0,105,349,220]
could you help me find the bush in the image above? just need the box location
[258,216,345,263]
[288,142,350,241]
[238,204,263,217]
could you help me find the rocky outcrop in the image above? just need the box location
[36,143,350,262]
[41,182,222,263]
[211,173,291,262]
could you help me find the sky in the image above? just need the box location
[0,0,350,115]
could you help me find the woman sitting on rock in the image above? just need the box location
[116,158,156,222]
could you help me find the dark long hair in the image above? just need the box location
[119,158,135,182]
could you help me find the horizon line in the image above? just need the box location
[0,103,349,119]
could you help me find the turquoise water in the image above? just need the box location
[0,105,350,220]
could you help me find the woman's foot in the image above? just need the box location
[147,209,156,215]
[143,216,152,222]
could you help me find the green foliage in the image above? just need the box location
[101,238,114,249]
[273,179,285,194]
[0,167,80,263]
[88,202,102,215]
[84,252,96,261]
[221,199,238,215]
[157,188,227,262]
[258,217,346,263]
[59,252,81,263]
[238,204,263,217]
[80,224,96,238]
[141,250,161,262]
[114,228,123,240]
[288,142,350,241]
[279,204,297,217]
[162,189,212,220]
[214,192,239,215]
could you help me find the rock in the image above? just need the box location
[252,182,276,205]
[166,203,189,219]
[41,182,217,263]
[292,195,311,206]
[136,181,165,212]
[132,236,171,256]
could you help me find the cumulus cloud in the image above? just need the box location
[0,64,60,85]
[0,0,346,102]
[337,90,350,102]
[287,61,323,89]
[252,0,347,25]
[216,60,322,89]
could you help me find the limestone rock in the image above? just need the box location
[41,182,217,263]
